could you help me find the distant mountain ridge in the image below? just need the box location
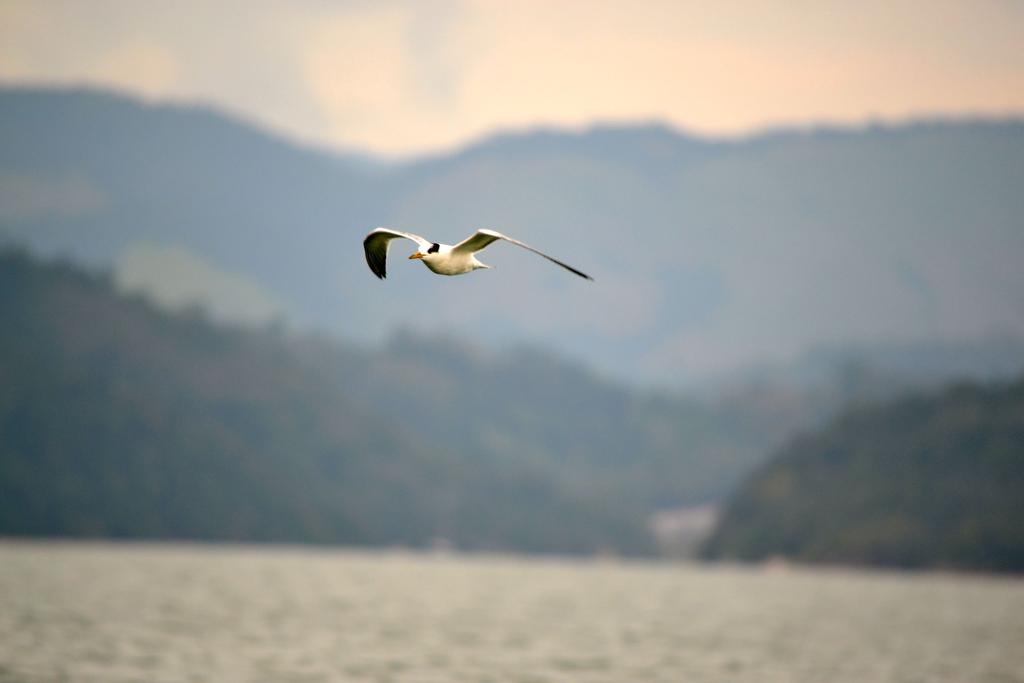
[2,86,1023,386]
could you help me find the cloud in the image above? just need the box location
[91,39,181,97]
[304,5,413,140]
[115,244,289,326]
[301,1,470,152]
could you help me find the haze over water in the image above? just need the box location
[2,542,1022,683]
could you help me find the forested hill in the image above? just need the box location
[0,249,810,554]
[702,378,1024,572]
[0,249,654,552]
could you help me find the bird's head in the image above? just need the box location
[409,242,442,261]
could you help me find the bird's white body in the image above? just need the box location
[417,243,490,276]
[362,227,592,281]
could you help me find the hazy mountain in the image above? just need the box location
[0,87,378,329]
[2,87,1023,386]
[702,377,1024,573]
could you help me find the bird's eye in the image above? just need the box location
[427,243,440,254]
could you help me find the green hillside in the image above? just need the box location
[3,249,826,555]
[702,379,1024,572]
[0,249,657,553]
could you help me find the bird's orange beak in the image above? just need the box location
[409,252,424,260]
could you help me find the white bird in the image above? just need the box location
[362,227,593,281]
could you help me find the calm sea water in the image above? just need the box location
[1,542,1022,683]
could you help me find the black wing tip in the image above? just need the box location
[365,259,387,279]
[560,262,594,281]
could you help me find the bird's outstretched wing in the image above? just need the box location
[363,227,432,279]
[453,229,594,280]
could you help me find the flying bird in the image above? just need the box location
[363,227,593,281]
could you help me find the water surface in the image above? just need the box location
[1,542,1022,682]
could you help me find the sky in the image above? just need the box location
[1,0,1023,155]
